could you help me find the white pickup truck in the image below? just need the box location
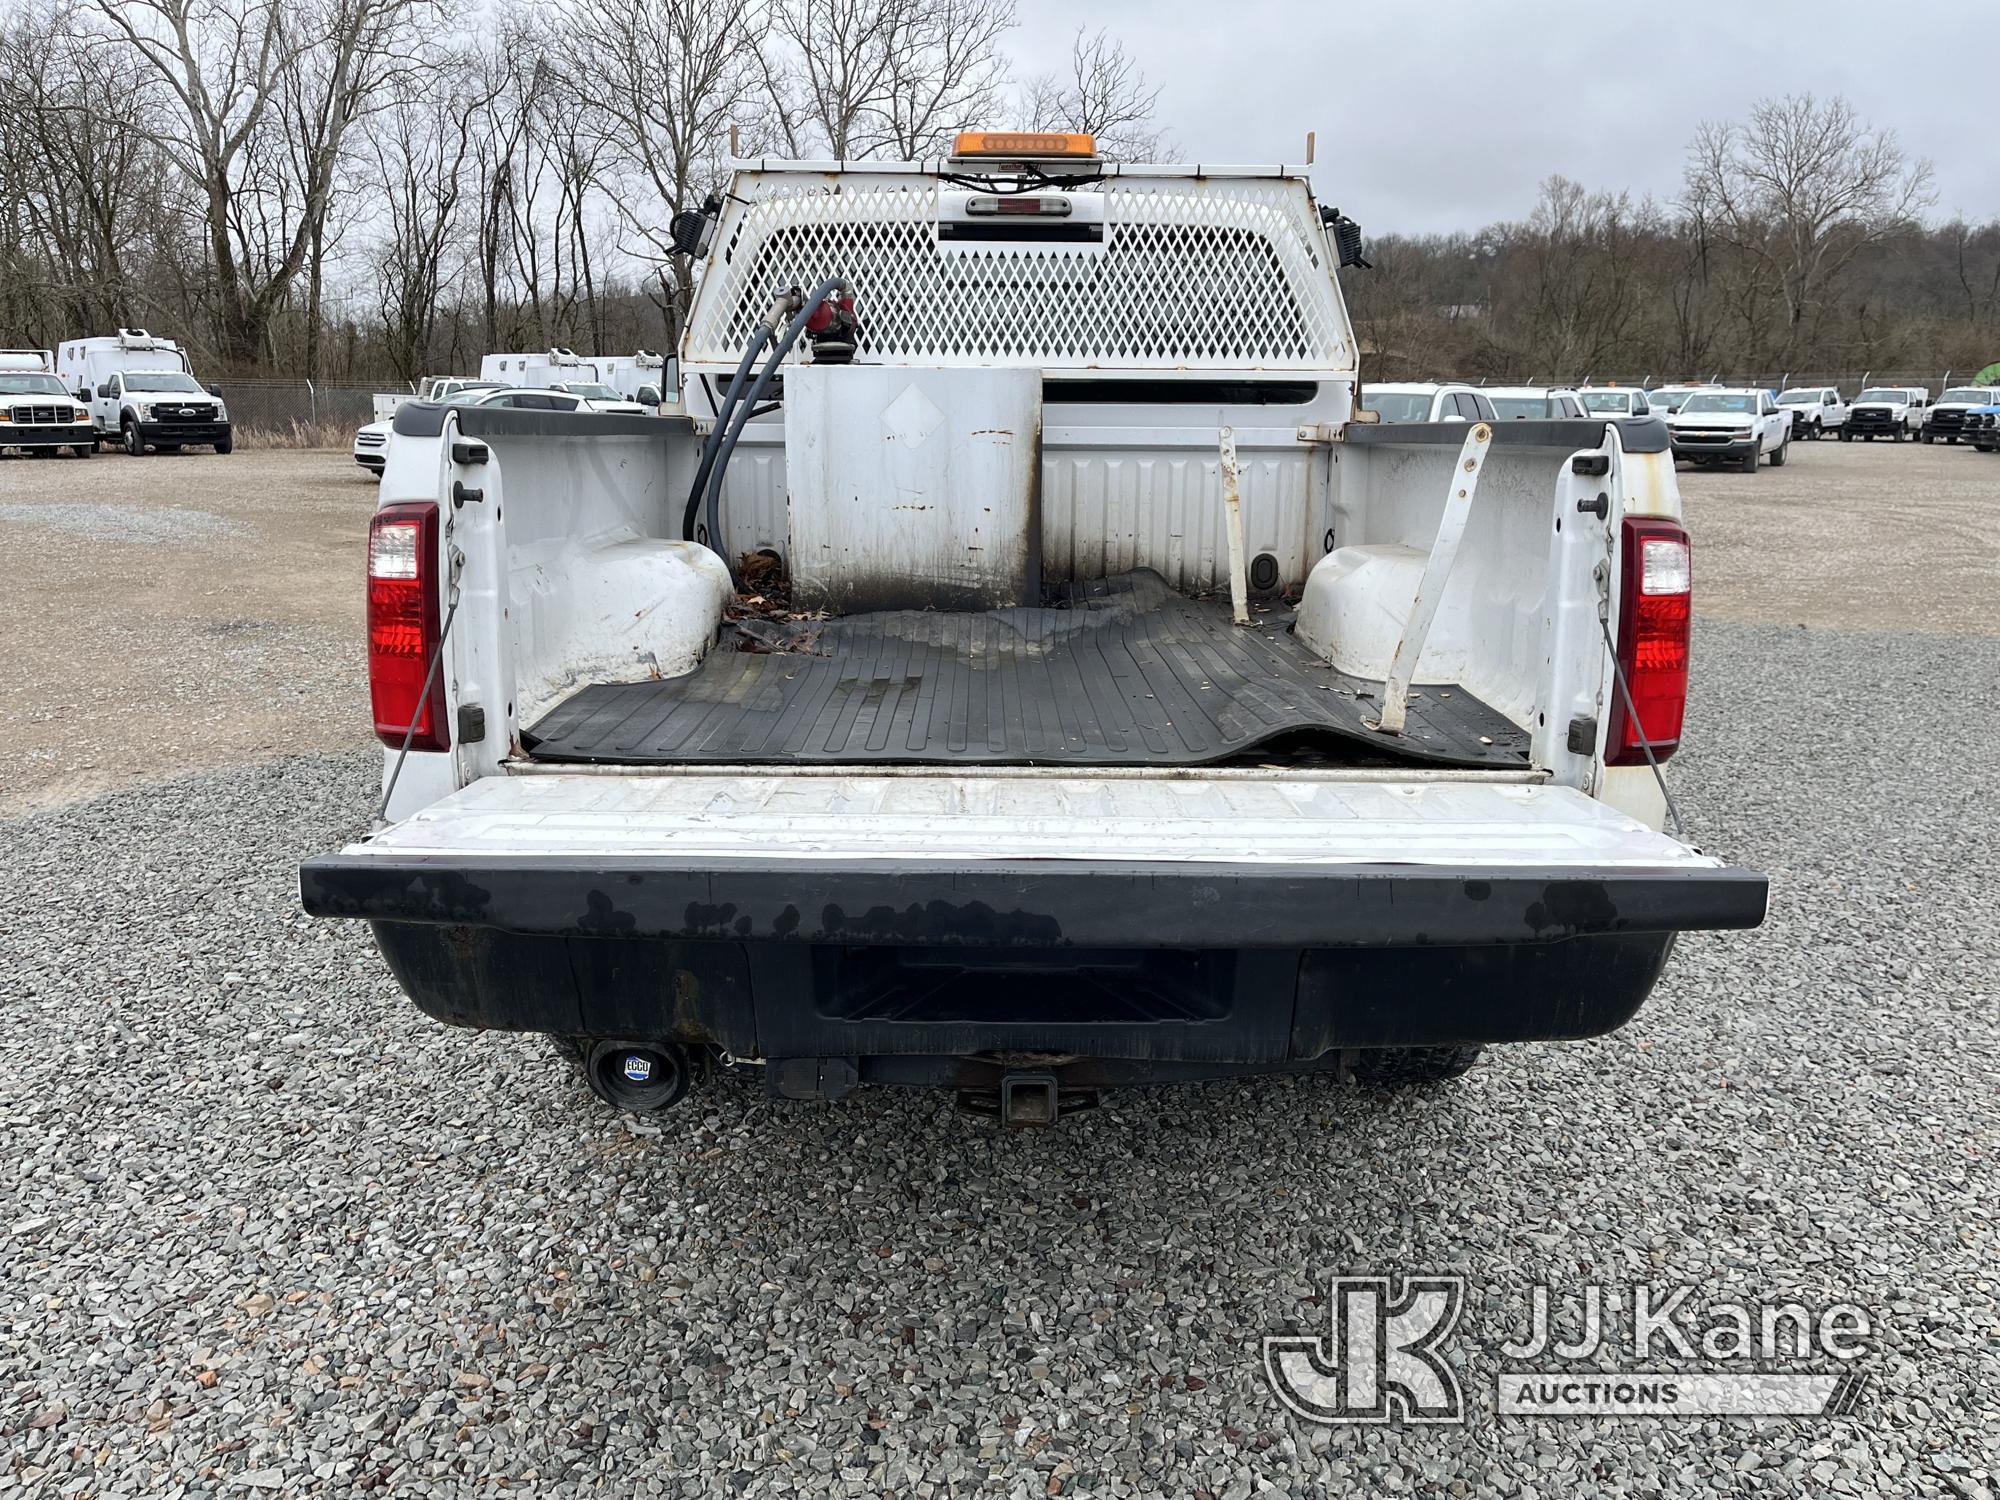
[1775,386,1847,440]
[300,143,1766,1123]
[1666,387,1790,471]
[1846,386,1928,441]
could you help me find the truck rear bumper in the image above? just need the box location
[300,771,1766,1070]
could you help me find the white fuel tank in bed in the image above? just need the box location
[784,365,1040,612]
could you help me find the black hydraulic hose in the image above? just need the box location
[681,326,773,542]
[704,275,847,565]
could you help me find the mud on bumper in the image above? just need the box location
[300,854,1768,1078]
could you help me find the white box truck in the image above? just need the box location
[55,330,232,455]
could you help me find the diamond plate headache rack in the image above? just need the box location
[683,171,1356,377]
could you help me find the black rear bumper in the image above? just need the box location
[300,854,1767,1067]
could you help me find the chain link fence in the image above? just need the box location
[211,378,409,444]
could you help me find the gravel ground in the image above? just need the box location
[0,448,374,818]
[2,618,1994,1498]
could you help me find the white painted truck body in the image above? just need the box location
[301,156,1764,1113]
[371,377,502,423]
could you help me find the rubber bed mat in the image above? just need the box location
[521,570,1532,769]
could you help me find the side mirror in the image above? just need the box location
[206,383,221,397]
[97,383,113,398]
[636,385,660,406]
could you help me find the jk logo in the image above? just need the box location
[1263,1276,1466,1424]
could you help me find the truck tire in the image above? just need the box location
[1808,418,1821,440]
[122,418,143,456]
[1740,446,1759,474]
[1841,428,1852,441]
[1891,426,1904,443]
[1769,436,1788,467]
[214,433,233,455]
[1351,1045,1483,1087]
[72,442,94,458]
[1920,430,1933,444]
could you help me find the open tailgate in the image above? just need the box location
[301,772,1766,948]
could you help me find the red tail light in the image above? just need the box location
[367,501,448,752]
[1606,517,1691,767]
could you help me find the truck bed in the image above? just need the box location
[520,570,1529,769]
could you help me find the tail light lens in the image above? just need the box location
[367,501,448,752]
[1606,517,1691,767]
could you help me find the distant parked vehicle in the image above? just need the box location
[1667,387,1791,471]
[0,350,96,458]
[599,350,679,410]
[1483,386,1586,419]
[1578,388,1654,420]
[1359,382,1499,423]
[370,377,503,423]
[1920,386,1998,444]
[1964,404,2000,453]
[1845,387,1927,442]
[354,386,595,475]
[55,329,232,455]
[1774,386,1847,440]
[1647,385,1710,416]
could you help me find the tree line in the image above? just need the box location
[1346,95,1997,385]
[3,14,1985,390]
[0,0,1164,381]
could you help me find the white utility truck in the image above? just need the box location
[301,137,1766,1124]
[1666,387,1790,471]
[55,329,232,455]
[0,350,96,457]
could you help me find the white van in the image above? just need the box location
[0,350,97,457]
[55,330,232,455]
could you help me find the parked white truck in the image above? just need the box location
[0,350,97,457]
[55,329,232,455]
[300,140,1766,1123]
[1919,385,1999,444]
[1666,387,1790,471]
[1775,385,1847,439]
[1845,386,1927,441]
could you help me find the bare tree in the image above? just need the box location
[1684,93,1934,362]
[754,0,1014,160]
[93,0,442,367]
[0,5,179,336]
[1019,26,1167,159]
[366,49,496,380]
[556,0,763,344]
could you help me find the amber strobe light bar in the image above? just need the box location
[951,131,1098,160]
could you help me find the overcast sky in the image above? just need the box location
[1010,2,1998,235]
